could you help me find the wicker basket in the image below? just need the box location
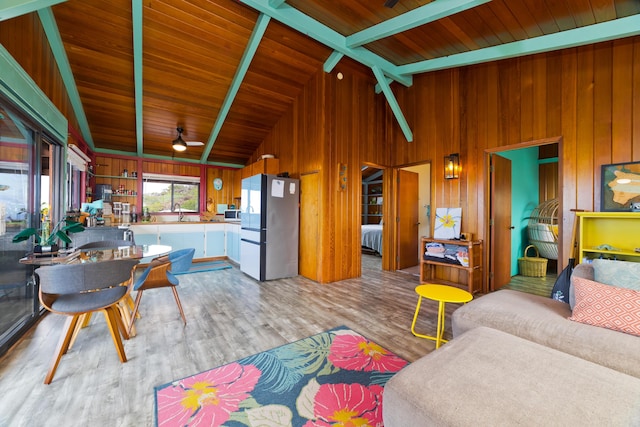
[518,245,548,277]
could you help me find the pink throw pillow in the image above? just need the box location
[569,276,640,337]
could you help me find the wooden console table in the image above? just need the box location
[420,237,483,294]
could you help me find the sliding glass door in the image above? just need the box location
[0,102,45,355]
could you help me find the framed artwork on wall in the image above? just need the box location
[434,207,462,239]
[601,161,640,212]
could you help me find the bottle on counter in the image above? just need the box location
[142,207,150,222]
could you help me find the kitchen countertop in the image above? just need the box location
[129,221,240,225]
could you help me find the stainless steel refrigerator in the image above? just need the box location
[240,174,299,281]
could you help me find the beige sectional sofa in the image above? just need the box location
[383,261,640,426]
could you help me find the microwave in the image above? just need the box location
[224,209,241,221]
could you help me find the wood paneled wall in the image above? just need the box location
[205,167,242,212]
[254,71,328,281]
[0,13,80,136]
[252,34,640,285]
[324,63,384,282]
[386,37,640,281]
[141,160,200,177]
[254,60,385,283]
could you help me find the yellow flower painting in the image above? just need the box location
[434,207,462,239]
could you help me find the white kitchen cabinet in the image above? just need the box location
[130,223,236,260]
[204,223,226,258]
[225,223,240,263]
[158,224,205,259]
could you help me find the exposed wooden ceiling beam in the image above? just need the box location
[398,14,640,75]
[0,45,67,142]
[346,0,491,48]
[0,0,66,22]
[323,51,344,73]
[372,66,413,142]
[132,0,143,157]
[238,0,412,87]
[200,13,271,164]
[38,7,94,149]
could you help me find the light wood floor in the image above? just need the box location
[0,255,450,426]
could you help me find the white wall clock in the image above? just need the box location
[213,178,223,191]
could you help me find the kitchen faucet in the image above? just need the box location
[174,203,184,222]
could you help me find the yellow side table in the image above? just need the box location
[411,284,473,348]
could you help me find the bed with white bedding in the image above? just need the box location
[361,224,383,254]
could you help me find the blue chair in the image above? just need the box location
[127,248,195,334]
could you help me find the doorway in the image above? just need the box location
[360,162,430,274]
[487,139,561,293]
[361,166,384,274]
[396,163,430,273]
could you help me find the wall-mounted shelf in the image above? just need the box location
[577,212,640,263]
[94,174,137,180]
[93,159,140,204]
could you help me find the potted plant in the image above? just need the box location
[12,217,85,253]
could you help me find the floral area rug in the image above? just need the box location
[154,326,408,426]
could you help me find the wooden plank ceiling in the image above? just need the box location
[5,0,640,166]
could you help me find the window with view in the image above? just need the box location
[142,174,200,213]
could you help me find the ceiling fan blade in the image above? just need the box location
[384,0,399,8]
[186,141,204,146]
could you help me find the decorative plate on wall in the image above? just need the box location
[213,178,223,191]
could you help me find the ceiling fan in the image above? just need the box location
[172,127,204,151]
[384,0,399,8]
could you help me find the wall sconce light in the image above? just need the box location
[444,153,460,179]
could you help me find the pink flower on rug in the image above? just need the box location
[157,362,261,426]
[303,383,384,427]
[328,333,407,373]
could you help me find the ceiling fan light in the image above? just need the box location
[172,127,187,151]
[172,137,187,151]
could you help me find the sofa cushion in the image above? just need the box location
[592,258,640,291]
[383,326,640,427]
[452,289,640,379]
[569,276,640,337]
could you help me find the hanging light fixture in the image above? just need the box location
[172,127,187,152]
[444,153,460,179]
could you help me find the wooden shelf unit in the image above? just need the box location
[362,179,383,224]
[92,157,139,201]
[419,237,483,294]
[577,212,640,263]
[94,174,137,180]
